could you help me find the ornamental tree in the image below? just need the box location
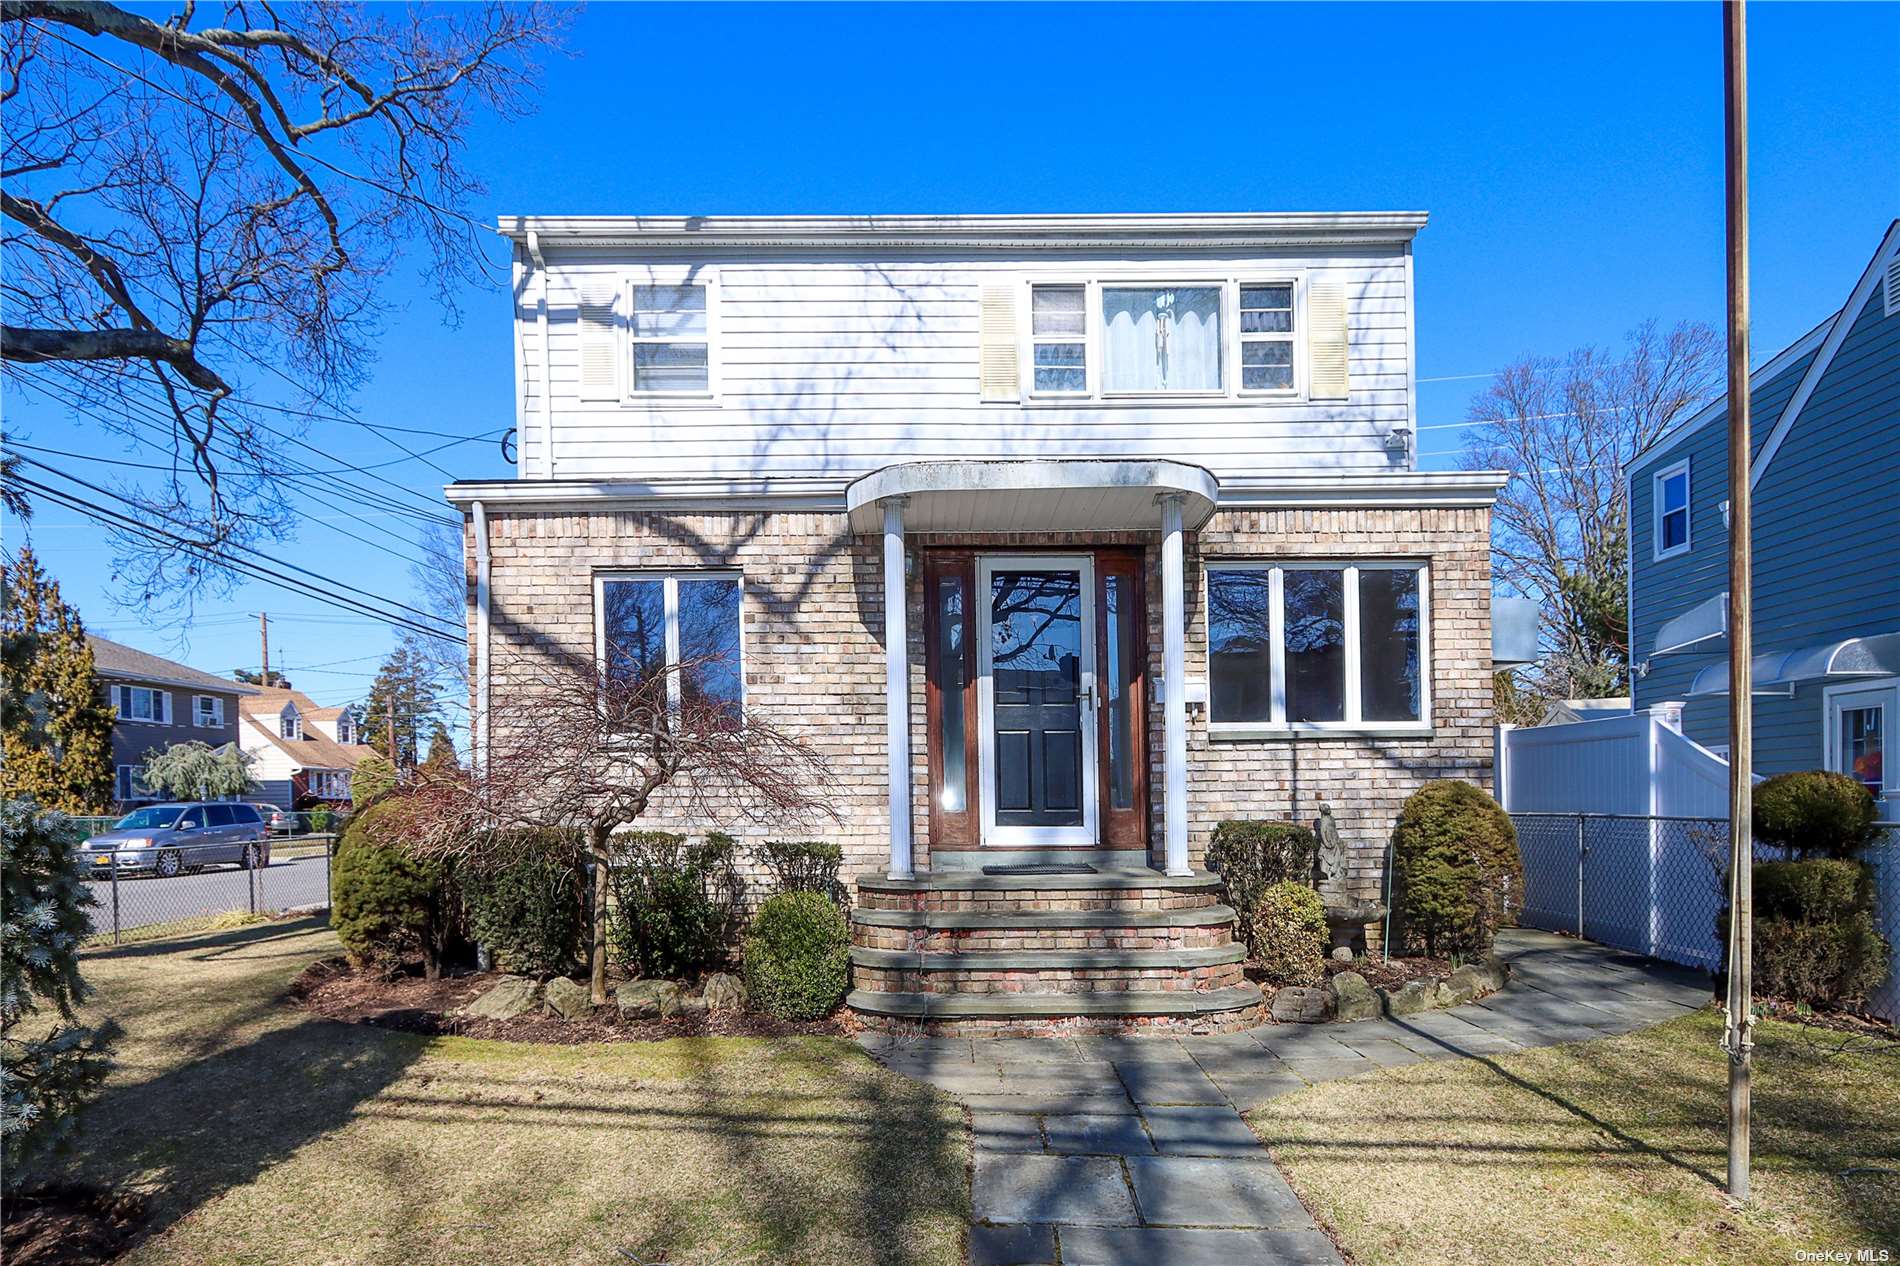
[0,549,114,812]
[141,740,255,801]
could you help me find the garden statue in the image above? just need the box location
[1314,802,1386,955]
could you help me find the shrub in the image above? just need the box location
[460,837,588,976]
[1390,780,1523,957]
[605,830,744,978]
[307,805,337,835]
[2,797,119,1182]
[1730,859,1890,1007]
[1252,881,1327,988]
[1753,770,1877,860]
[1207,820,1318,954]
[331,799,454,977]
[351,753,397,807]
[761,839,845,902]
[744,890,850,1020]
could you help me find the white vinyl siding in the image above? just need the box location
[115,685,170,724]
[194,695,225,728]
[517,249,1410,480]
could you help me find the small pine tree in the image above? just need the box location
[364,637,444,771]
[0,550,115,812]
[422,724,458,773]
[352,753,398,806]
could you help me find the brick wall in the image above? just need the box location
[470,503,1494,914]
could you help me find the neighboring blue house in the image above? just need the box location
[1629,220,1900,815]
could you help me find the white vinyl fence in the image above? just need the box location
[1499,709,1900,1025]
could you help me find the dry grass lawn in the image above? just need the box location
[27,916,968,1266]
[1250,1010,1900,1266]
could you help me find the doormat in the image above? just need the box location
[981,864,1099,876]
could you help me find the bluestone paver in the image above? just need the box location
[973,1153,1137,1226]
[1125,1155,1312,1228]
[1140,1104,1264,1157]
[1059,1225,1345,1266]
[1043,1112,1155,1155]
[973,1110,1045,1153]
[969,1221,1058,1266]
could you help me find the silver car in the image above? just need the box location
[83,801,272,879]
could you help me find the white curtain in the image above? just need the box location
[1102,287,1223,391]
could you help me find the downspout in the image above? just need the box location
[472,499,491,774]
[526,231,551,479]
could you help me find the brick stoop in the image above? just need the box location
[847,868,1264,1035]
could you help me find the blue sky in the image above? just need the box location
[4,1,1895,730]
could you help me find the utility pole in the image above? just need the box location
[386,692,399,770]
[1721,0,1755,1206]
[259,612,271,687]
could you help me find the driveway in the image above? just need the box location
[859,930,1713,1266]
[84,853,331,936]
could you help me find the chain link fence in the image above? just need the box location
[82,835,337,945]
[1511,813,1900,1023]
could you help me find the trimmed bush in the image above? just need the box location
[460,838,587,976]
[744,890,850,1020]
[1753,770,1877,860]
[1734,859,1890,1007]
[1390,780,1523,957]
[761,838,845,901]
[1207,820,1319,955]
[331,800,454,977]
[1252,881,1327,988]
[605,830,744,978]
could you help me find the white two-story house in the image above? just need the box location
[448,213,1511,1033]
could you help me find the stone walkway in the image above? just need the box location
[858,930,1712,1266]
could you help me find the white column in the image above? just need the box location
[883,498,913,879]
[1160,494,1191,877]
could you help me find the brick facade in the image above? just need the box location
[471,502,1494,916]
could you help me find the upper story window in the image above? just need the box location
[194,695,225,728]
[631,284,710,394]
[1206,561,1430,734]
[1102,286,1224,393]
[1653,460,1690,559]
[280,707,302,740]
[1239,285,1295,390]
[114,685,169,723]
[335,714,354,744]
[1030,286,1087,394]
[596,572,745,722]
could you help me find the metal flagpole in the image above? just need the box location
[1721,0,1755,1205]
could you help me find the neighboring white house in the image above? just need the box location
[235,685,371,808]
[448,212,1517,1032]
[1537,697,1632,727]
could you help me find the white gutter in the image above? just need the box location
[471,499,491,772]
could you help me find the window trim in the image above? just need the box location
[1204,559,1433,738]
[194,694,225,728]
[1020,275,1308,403]
[116,764,153,801]
[1652,459,1692,561]
[279,706,301,741]
[622,270,721,403]
[1822,677,1895,798]
[115,685,169,724]
[592,570,747,717]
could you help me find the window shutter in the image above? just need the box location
[577,281,621,401]
[114,685,128,717]
[1308,282,1350,400]
[159,691,172,724]
[978,284,1020,403]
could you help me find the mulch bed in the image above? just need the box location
[1322,954,1460,992]
[288,957,848,1043]
[1,1186,147,1266]
[1757,996,1900,1042]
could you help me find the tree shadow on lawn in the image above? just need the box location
[84,913,336,963]
[30,1014,427,1257]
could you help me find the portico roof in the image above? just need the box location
[843,459,1219,534]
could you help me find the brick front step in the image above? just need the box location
[854,924,1236,953]
[849,945,1245,971]
[855,869,1226,915]
[851,946,1247,995]
[845,983,1265,1021]
[850,903,1239,931]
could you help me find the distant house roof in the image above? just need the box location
[238,685,371,772]
[86,635,259,696]
[1538,697,1632,726]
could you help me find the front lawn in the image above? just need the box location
[1250,1009,1900,1265]
[20,917,968,1266]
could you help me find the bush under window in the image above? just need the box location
[1752,770,1877,860]
[460,835,588,976]
[605,830,744,978]
[1252,881,1327,988]
[1207,820,1318,956]
[1390,780,1522,957]
[744,890,850,1020]
[761,839,845,902]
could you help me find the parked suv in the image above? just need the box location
[83,801,272,878]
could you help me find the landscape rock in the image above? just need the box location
[703,972,748,1014]
[615,979,682,1020]
[1330,971,1382,1022]
[1329,946,1355,964]
[1444,963,1490,1004]
[1381,979,1437,1017]
[463,975,542,1021]
[1270,985,1333,1024]
[676,993,709,1016]
[542,975,593,1020]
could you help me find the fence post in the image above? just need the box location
[111,858,121,945]
[249,854,258,915]
[1576,814,1587,942]
[324,838,332,908]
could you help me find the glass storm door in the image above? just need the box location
[977,556,1099,846]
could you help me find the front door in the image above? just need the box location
[978,555,1099,846]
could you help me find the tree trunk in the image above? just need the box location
[590,825,612,1005]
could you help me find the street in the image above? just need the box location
[84,852,331,937]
